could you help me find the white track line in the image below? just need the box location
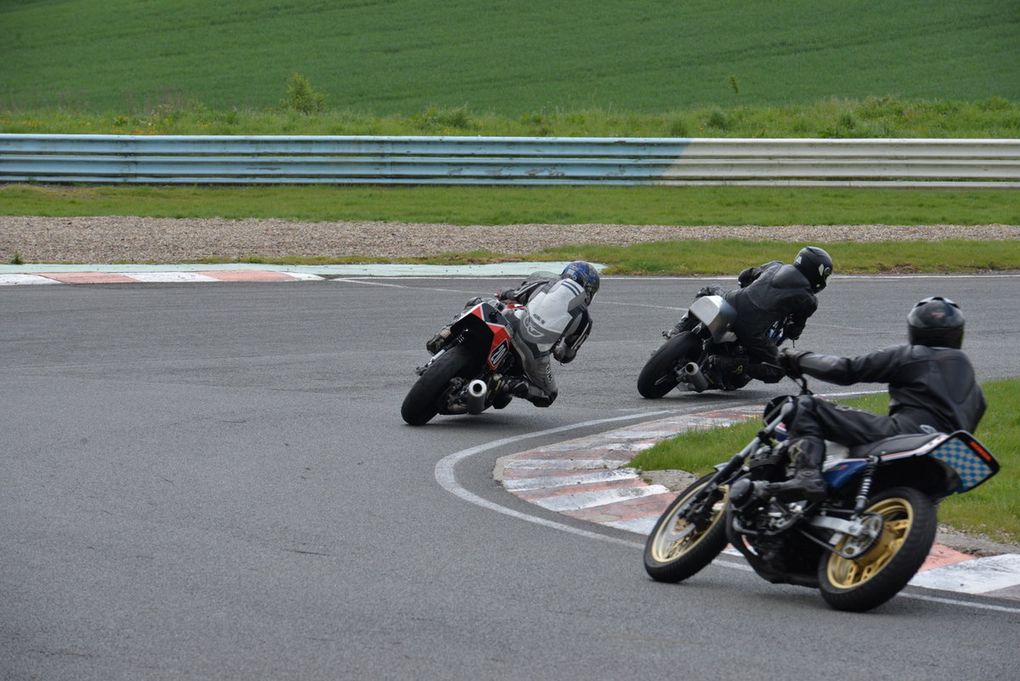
[435,412,671,549]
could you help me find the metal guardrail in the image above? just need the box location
[1,134,1019,187]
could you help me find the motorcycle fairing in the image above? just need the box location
[488,340,511,369]
[451,301,515,370]
[822,430,998,494]
[688,295,738,343]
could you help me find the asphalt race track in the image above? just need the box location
[3,275,1019,680]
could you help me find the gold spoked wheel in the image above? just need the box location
[818,486,937,612]
[650,487,727,563]
[827,497,912,588]
[644,474,730,583]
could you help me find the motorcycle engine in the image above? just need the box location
[746,442,789,482]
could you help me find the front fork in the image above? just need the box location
[679,437,760,523]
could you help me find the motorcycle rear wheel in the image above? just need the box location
[644,474,729,582]
[818,486,937,612]
[400,344,478,426]
[637,332,699,399]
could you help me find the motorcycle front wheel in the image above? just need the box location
[637,332,699,399]
[818,486,937,612]
[400,344,479,426]
[644,473,729,582]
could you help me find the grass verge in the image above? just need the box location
[3,185,1018,272]
[3,184,1019,225]
[534,240,1020,275]
[211,240,1020,275]
[630,378,1020,544]
[3,98,1020,138]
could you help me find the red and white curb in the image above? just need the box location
[0,261,589,285]
[495,407,1020,602]
[0,270,323,285]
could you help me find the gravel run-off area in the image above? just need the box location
[1,217,1019,263]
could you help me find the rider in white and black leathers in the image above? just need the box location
[771,296,987,501]
[496,261,599,407]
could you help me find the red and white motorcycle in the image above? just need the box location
[401,297,526,426]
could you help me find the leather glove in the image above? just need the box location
[552,340,577,364]
[783,321,804,342]
[778,348,808,378]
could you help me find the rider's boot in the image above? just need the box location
[505,378,556,408]
[767,437,827,502]
[490,376,514,409]
[505,378,532,398]
[426,326,451,354]
[744,361,785,384]
[708,354,746,377]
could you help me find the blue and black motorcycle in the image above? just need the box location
[643,380,1000,612]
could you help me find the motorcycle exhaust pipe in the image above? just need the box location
[682,362,709,392]
[465,379,488,415]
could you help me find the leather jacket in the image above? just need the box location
[797,344,986,433]
[500,279,592,363]
[725,261,818,346]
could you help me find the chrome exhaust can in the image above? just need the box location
[466,379,488,414]
[682,362,709,392]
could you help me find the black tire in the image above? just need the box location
[400,344,478,426]
[637,332,699,399]
[818,486,937,612]
[644,474,729,583]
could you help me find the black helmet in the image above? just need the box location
[907,296,965,348]
[793,246,833,292]
[560,261,600,303]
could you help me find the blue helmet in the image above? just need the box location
[560,261,600,303]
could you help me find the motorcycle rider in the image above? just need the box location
[771,296,987,501]
[426,261,599,407]
[676,246,833,384]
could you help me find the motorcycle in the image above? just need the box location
[637,292,788,398]
[401,296,526,426]
[642,379,1000,612]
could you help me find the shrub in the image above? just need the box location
[284,73,326,115]
[706,109,730,130]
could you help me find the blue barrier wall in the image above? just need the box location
[2,134,1018,186]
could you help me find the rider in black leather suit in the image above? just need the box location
[717,246,833,383]
[771,296,987,501]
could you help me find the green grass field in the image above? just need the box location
[2,0,1017,115]
[631,379,1020,544]
[4,184,1019,225]
[4,97,1020,138]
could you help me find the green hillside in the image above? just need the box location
[2,0,1017,114]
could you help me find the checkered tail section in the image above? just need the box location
[929,432,1000,493]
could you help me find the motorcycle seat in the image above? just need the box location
[847,432,942,458]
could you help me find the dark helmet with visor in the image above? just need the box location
[907,296,965,348]
[560,261,600,303]
[793,246,833,292]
